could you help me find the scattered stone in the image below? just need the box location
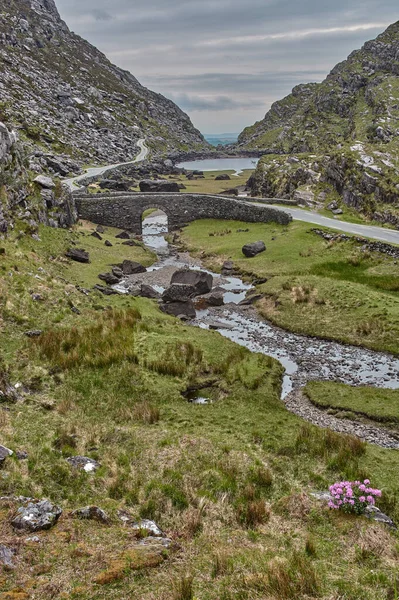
[112,267,123,278]
[11,500,62,532]
[65,248,90,263]
[0,545,15,569]
[221,260,234,275]
[115,231,131,239]
[16,451,28,460]
[96,225,105,234]
[208,320,234,331]
[242,241,266,258]
[122,240,140,247]
[66,456,101,473]
[130,519,164,537]
[31,293,43,302]
[0,445,13,465]
[93,284,120,296]
[25,536,40,543]
[104,240,113,247]
[238,293,264,306]
[327,201,338,211]
[204,291,224,306]
[91,231,102,240]
[171,268,213,295]
[33,175,55,189]
[162,283,196,303]
[332,208,343,215]
[140,284,160,299]
[98,272,120,285]
[160,301,196,319]
[24,330,42,338]
[71,506,109,524]
[121,260,146,275]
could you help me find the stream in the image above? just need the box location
[115,212,399,447]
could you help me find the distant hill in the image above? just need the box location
[235,23,399,228]
[204,133,239,146]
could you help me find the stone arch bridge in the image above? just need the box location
[73,191,292,234]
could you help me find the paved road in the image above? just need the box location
[251,202,399,245]
[63,138,148,191]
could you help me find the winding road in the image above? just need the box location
[251,202,399,245]
[63,138,149,191]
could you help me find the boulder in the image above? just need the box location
[99,179,132,191]
[24,330,43,338]
[160,301,196,319]
[0,545,14,569]
[65,248,90,263]
[122,260,146,275]
[221,260,234,275]
[215,174,231,181]
[112,267,123,278]
[91,231,102,240]
[98,272,120,285]
[115,231,131,239]
[94,284,120,296]
[242,241,266,258]
[71,506,109,524]
[0,445,13,465]
[131,519,164,537]
[11,500,62,532]
[140,284,161,299]
[122,240,140,247]
[104,240,113,247]
[162,283,196,303]
[96,225,105,234]
[33,175,55,189]
[139,179,180,192]
[66,456,101,472]
[205,291,224,306]
[171,269,213,296]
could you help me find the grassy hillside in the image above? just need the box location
[0,221,399,599]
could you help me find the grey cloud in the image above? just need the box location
[91,9,113,21]
[168,93,265,112]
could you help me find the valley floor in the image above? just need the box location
[0,219,399,599]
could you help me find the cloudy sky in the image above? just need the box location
[55,0,399,134]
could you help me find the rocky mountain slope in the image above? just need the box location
[236,23,399,226]
[0,0,209,174]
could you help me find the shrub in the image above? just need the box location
[133,401,160,424]
[266,551,320,598]
[328,479,382,515]
[172,575,194,600]
[237,499,270,528]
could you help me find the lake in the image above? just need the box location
[176,157,259,175]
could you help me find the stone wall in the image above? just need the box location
[73,192,292,233]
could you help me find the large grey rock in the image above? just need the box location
[65,248,90,263]
[215,174,231,181]
[122,260,146,275]
[205,291,224,306]
[171,269,213,296]
[131,519,164,537]
[242,241,266,258]
[0,445,13,465]
[160,301,196,319]
[66,456,101,472]
[139,179,180,192]
[98,272,120,285]
[0,545,15,569]
[11,500,62,532]
[71,506,109,524]
[162,283,196,303]
[33,175,55,189]
[140,284,160,299]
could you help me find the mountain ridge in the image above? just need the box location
[0,0,209,173]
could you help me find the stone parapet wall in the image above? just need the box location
[73,192,292,233]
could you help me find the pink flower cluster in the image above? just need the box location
[328,479,382,515]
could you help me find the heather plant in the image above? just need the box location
[329,479,382,515]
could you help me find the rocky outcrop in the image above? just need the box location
[0,0,209,169]
[0,121,76,234]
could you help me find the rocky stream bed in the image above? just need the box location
[115,212,399,448]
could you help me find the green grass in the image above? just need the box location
[1,221,399,599]
[167,170,254,195]
[180,219,399,354]
[305,381,399,425]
